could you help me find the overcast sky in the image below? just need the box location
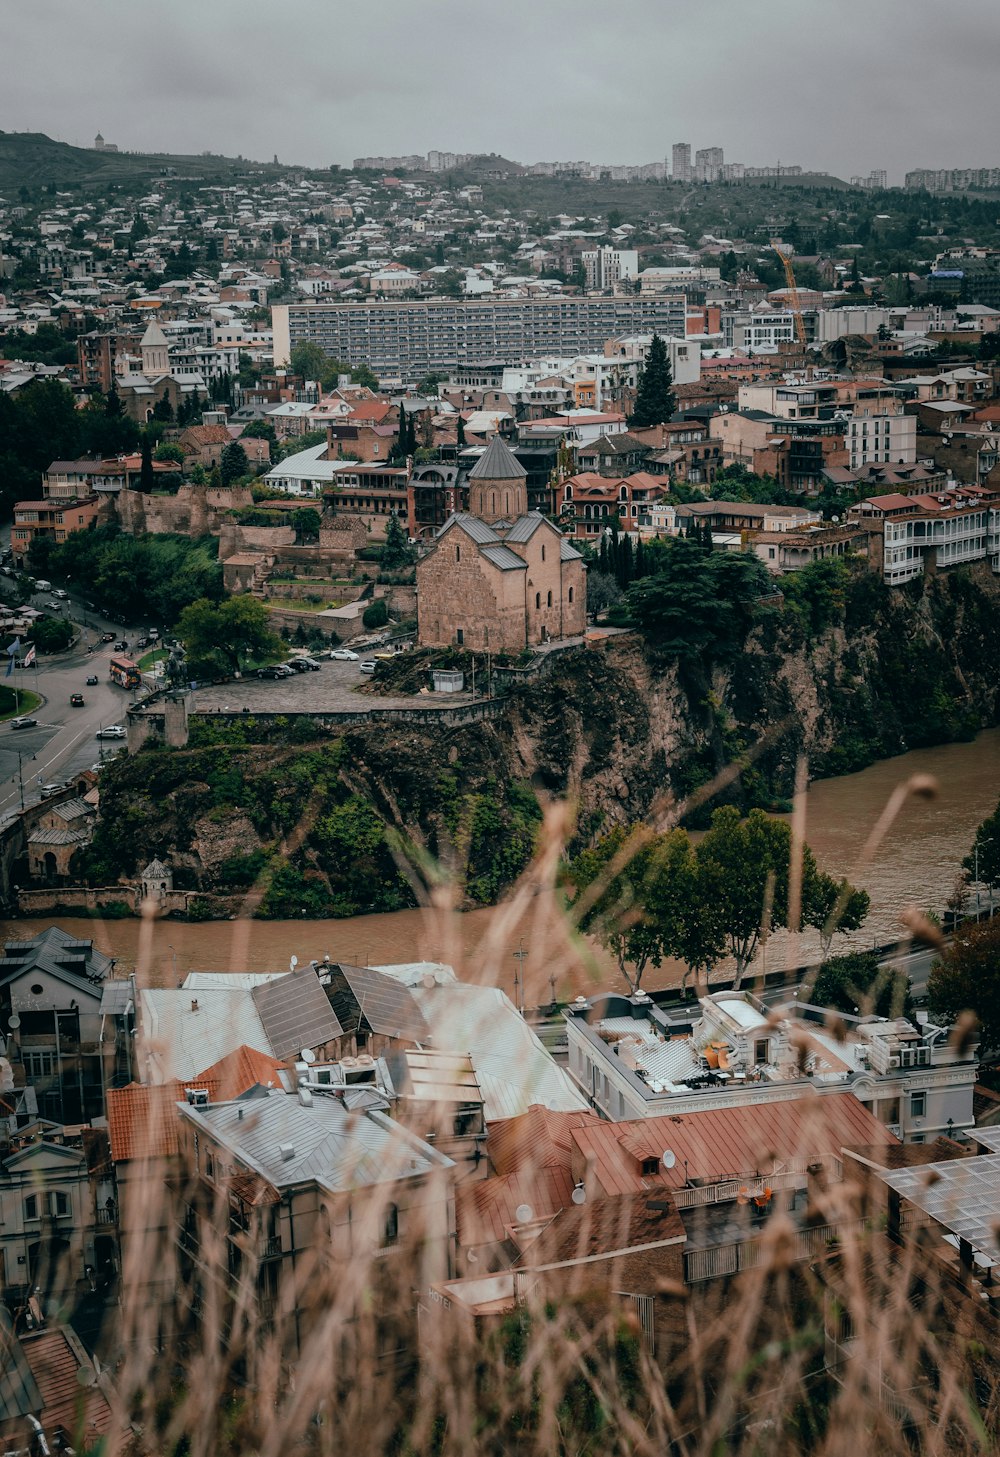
[3,0,997,183]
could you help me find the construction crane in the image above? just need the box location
[770,239,808,350]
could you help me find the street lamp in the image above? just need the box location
[973,837,994,916]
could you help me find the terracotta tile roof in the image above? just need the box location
[196,1044,286,1099]
[106,1080,210,1162]
[570,1093,893,1197]
[20,1329,112,1443]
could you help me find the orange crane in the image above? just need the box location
[771,239,808,349]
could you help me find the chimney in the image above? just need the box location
[191,999,199,1012]
[280,1143,295,1162]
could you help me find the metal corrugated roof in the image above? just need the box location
[179,1089,448,1192]
[882,1154,1000,1263]
[327,963,428,1041]
[503,512,546,543]
[559,538,583,561]
[252,965,344,1059]
[481,543,526,572]
[140,988,271,1082]
[403,982,588,1123]
[570,1092,894,1196]
[438,512,501,545]
[468,434,527,481]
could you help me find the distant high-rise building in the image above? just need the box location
[582,246,640,291]
[672,143,692,182]
[694,147,724,182]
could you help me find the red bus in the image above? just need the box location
[109,656,141,689]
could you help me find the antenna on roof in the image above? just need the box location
[300,1048,316,1065]
[571,1184,587,1206]
[662,1149,677,1170]
[515,1203,534,1223]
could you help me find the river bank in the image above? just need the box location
[4,727,998,1001]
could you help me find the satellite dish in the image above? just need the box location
[76,1366,98,1388]
[571,1185,587,1206]
[514,1203,534,1223]
[289,955,298,972]
[7,1014,20,1030]
[300,1048,317,1065]
[662,1149,677,1170]
[467,1249,479,1264]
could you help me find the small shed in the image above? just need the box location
[431,670,464,693]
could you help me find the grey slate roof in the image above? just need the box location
[468,433,527,481]
[481,544,526,572]
[48,797,93,824]
[178,1088,449,1192]
[560,538,583,561]
[0,926,112,998]
[251,965,344,1059]
[0,1308,43,1424]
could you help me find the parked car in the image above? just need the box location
[70,693,85,707]
[9,716,37,730]
[114,640,128,651]
[96,725,127,740]
[101,632,115,643]
[359,661,377,675]
[288,657,321,672]
[136,636,150,649]
[256,664,293,680]
[329,648,359,661]
[86,675,98,686]
[53,588,68,599]
[39,783,64,799]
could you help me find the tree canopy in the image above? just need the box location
[177,595,283,678]
[46,526,223,625]
[627,334,675,429]
[627,535,770,669]
[568,807,869,992]
[963,797,1000,889]
[928,914,1000,1052]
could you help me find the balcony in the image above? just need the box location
[684,1218,869,1284]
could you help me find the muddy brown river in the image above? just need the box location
[3,729,998,1002]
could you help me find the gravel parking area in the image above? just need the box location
[189,659,476,714]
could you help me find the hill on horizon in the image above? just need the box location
[0,130,286,192]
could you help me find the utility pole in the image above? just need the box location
[512,939,528,1016]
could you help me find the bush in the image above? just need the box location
[363,599,389,629]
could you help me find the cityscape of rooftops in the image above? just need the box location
[0,2,999,1453]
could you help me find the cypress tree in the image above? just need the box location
[139,434,154,492]
[627,334,676,429]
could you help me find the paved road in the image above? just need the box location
[0,584,146,819]
[190,657,484,714]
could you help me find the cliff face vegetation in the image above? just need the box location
[78,562,1000,916]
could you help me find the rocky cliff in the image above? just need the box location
[78,562,1000,916]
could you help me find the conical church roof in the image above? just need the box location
[140,319,169,348]
[468,433,526,481]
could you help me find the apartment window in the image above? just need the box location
[24,1195,38,1221]
[535,592,541,609]
[754,1039,770,1065]
[910,1091,927,1119]
[383,1203,399,1246]
[546,590,552,607]
[25,1051,55,1079]
[568,586,574,604]
[456,628,464,646]
[455,544,460,563]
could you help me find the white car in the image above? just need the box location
[329,648,359,661]
[96,725,127,740]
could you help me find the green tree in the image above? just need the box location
[152,390,174,422]
[291,507,322,543]
[696,806,866,988]
[220,441,249,486]
[456,414,466,447]
[139,435,155,492]
[806,874,872,959]
[351,363,380,391]
[963,797,1000,889]
[154,442,185,464]
[627,334,675,429]
[381,512,414,570]
[812,951,909,1020]
[928,915,1000,1052]
[177,595,282,678]
[240,419,279,452]
[362,598,389,630]
[31,615,74,653]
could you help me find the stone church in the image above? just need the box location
[416,435,586,653]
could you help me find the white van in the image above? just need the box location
[34,579,52,592]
